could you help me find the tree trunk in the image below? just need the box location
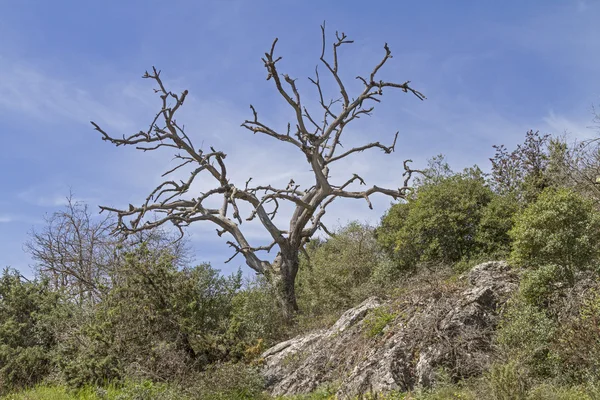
[268,249,300,321]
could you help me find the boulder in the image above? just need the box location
[261,261,518,398]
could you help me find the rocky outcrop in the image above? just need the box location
[261,261,518,398]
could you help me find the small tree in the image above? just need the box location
[24,196,116,303]
[91,25,425,318]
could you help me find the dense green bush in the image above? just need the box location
[378,169,495,268]
[57,244,243,386]
[226,278,287,357]
[519,264,572,308]
[475,194,520,257]
[552,288,600,384]
[0,269,66,393]
[509,188,600,269]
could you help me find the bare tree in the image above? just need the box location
[25,195,190,304]
[25,195,116,303]
[91,25,425,318]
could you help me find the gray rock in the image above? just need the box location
[261,261,518,398]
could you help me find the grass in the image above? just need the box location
[2,386,100,400]
[1,381,184,400]
[7,381,600,400]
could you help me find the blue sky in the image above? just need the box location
[1,0,599,277]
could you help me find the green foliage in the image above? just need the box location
[57,244,243,386]
[1,364,265,400]
[552,288,600,384]
[226,278,287,357]
[1,381,186,400]
[376,202,417,271]
[526,383,600,400]
[379,168,494,267]
[485,361,530,400]
[296,222,384,320]
[0,269,66,394]
[185,363,266,400]
[509,188,600,269]
[496,296,556,378]
[475,194,519,257]
[519,264,570,308]
[363,306,396,338]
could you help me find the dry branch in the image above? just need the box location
[92,24,424,315]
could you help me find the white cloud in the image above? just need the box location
[0,58,148,135]
[3,2,600,278]
[17,185,90,208]
[543,110,599,140]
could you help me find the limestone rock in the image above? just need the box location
[261,261,518,398]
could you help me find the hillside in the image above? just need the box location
[4,133,600,399]
[263,261,518,397]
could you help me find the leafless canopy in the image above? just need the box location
[91,24,424,276]
[25,195,191,303]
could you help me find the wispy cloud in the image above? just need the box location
[0,59,145,135]
[2,1,600,277]
[543,110,599,139]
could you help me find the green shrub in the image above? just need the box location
[485,361,530,400]
[552,288,600,384]
[519,264,571,308]
[296,222,384,321]
[57,245,243,386]
[0,269,66,393]
[496,297,556,378]
[376,202,416,271]
[475,194,520,257]
[379,169,494,267]
[226,278,287,357]
[509,188,600,269]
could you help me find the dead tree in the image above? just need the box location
[25,195,190,304]
[91,25,425,319]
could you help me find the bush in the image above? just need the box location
[379,169,494,267]
[0,269,66,393]
[496,297,556,378]
[509,188,600,269]
[552,288,600,384]
[226,278,287,358]
[57,245,243,386]
[475,194,520,257]
[485,361,530,400]
[296,222,384,321]
[518,264,576,309]
[376,202,416,271]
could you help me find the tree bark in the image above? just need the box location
[267,248,300,321]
